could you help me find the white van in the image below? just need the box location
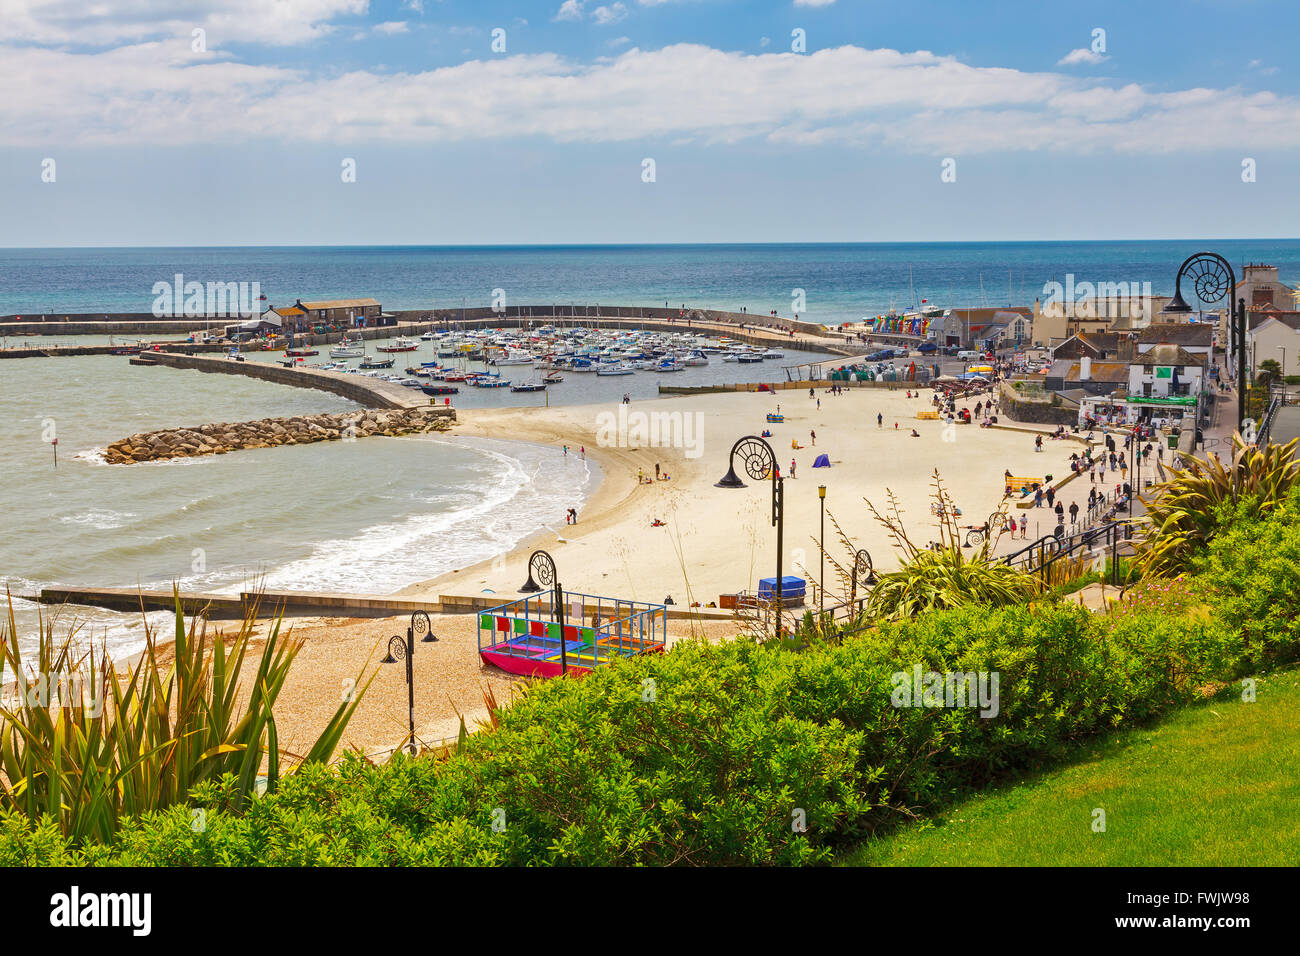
[957,350,981,361]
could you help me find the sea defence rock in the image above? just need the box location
[104,407,455,464]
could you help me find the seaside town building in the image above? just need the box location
[1245,311,1300,378]
[294,297,387,327]
[1234,264,1295,311]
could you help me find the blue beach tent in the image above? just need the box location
[812,454,831,468]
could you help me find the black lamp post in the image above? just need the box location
[818,484,827,615]
[1161,252,1245,434]
[848,548,875,608]
[519,549,567,675]
[716,436,784,633]
[381,610,434,755]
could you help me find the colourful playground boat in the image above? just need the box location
[479,591,667,678]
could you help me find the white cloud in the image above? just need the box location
[760,37,771,48]
[404,0,424,11]
[593,3,628,25]
[4,41,1298,156]
[609,36,632,48]
[555,1,584,21]
[374,21,409,35]
[1058,48,1109,66]
[0,0,370,46]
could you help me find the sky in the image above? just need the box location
[1,0,1298,246]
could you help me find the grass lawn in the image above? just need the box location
[841,667,1300,867]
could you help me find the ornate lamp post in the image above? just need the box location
[848,548,875,608]
[716,436,785,632]
[519,549,568,675]
[1161,252,1245,434]
[382,610,435,756]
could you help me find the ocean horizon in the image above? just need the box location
[5,239,1299,323]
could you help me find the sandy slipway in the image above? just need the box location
[103,407,455,464]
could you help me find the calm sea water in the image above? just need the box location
[4,240,1299,322]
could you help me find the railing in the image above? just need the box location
[1256,393,1283,447]
[1001,518,1135,588]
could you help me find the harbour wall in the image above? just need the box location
[133,351,439,410]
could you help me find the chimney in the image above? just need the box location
[1080,356,1092,381]
[1118,336,1136,362]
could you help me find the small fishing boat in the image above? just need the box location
[329,337,365,358]
[285,347,319,357]
[762,349,785,359]
[421,384,460,396]
[359,356,395,369]
[596,363,635,376]
[473,378,511,388]
[737,352,764,364]
[510,383,548,393]
[543,371,565,383]
[420,331,438,341]
[488,348,534,366]
[377,336,420,353]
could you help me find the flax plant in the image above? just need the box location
[0,590,373,844]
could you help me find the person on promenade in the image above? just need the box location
[1018,514,1028,539]
[1068,501,1079,525]
[1034,487,1043,508]
[1035,435,1043,453]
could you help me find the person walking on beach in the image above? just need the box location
[790,458,797,478]
[877,413,883,428]
[638,467,644,484]
[654,462,660,480]
[1018,514,1028,539]
[580,446,585,459]
[810,429,816,446]
[1035,435,1043,453]
[563,445,568,457]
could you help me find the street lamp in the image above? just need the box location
[716,435,785,634]
[1161,252,1245,433]
[818,484,827,614]
[381,610,435,756]
[848,548,875,609]
[519,549,568,675]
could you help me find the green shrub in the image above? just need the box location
[2,594,1265,867]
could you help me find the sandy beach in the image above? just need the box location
[149,384,1089,757]
[406,386,1083,608]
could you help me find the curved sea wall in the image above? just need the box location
[135,351,430,409]
[104,407,455,464]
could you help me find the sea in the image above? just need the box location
[2,240,1297,657]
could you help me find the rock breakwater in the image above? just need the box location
[104,407,455,464]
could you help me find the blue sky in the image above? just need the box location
[2,0,1297,245]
